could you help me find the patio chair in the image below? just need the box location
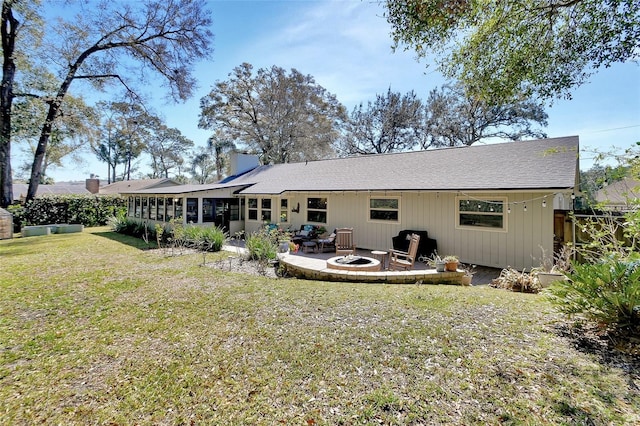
[388,233,420,271]
[317,230,337,252]
[335,228,356,256]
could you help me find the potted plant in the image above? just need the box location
[443,255,459,272]
[533,246,571,288]
[426,253,446,272]
[460,264,476,286]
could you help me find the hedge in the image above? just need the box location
[9,194,127,230]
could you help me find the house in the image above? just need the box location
[594,176,639,211]
[121,136,579,270]
[12,182,91,202]
[90,178,181,195]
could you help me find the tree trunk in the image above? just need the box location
[0,2,18,208]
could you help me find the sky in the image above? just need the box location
[37,0,640,182]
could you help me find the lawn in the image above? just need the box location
[0,228,638,425]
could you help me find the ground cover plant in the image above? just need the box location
[1,228,638,424]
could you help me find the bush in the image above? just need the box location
[245,228,278,261]
[15,194,126,229]
[109,218,226,253]
[182,225,227,252]
[546,255,640,334]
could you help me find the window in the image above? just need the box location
[369,198,399,222]
[134,197,141,218]
[248,198,258,221]
[280,199,289,223]
[261,198,272,221]
[141,197,148,219]
[186,198,198,223]
[149,197,156,220]
[174,198,183,220]
[457,197,506,231]
[166,198,174,221]
[202,198,215,223]
[157,197,165,221]
[307,197,327,223]
[128,196,134,217]
[230,198,241,221]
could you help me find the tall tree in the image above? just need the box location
[199,63,346,165]
[189,146,216,184]
[0,0,213,206]
[93,101,148,182]
[339,88,423,155]
[384,0,640,103]
[422,83,548,148]
[206,130,235,181]
[146,120,194,179]
[14,93,99,183]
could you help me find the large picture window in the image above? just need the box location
[307,197,327,224]
[457,197,506,231]
[369,198,399,222]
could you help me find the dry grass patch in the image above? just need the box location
[0,228,638,424]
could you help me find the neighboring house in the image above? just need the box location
[121,136,579,270]
[94,178,181,195]
[594,177,640,211]
[13,182,91,202]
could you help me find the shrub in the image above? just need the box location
[109,218,226,253]
[546,255,640,334]
[182,225,226,252]
[16,194,126,229]
[245,228,278,261]
[546,204,640,336]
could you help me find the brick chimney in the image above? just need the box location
[85,176,100,194]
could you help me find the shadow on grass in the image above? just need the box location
[92,231,158,250]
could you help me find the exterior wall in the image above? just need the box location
[246,190,560,270]
[124,188,563,271]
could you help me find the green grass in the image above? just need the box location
[0,228,638,425]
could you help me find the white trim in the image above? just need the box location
[367,196,401,224]
[455,196,508,232]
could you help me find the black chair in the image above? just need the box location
[391,230,437,260]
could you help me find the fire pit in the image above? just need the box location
[326,255,381,272]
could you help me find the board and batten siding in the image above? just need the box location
[243,190,559,270]
[275,191,556,271]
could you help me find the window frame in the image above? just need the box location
[368,196,400,223]
[306,197,327,224]
[456,196,508,232]
[247,198,258,221]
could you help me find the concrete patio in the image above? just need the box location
[280,246,501,285]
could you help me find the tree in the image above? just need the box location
[339,88,424,155]
[199,63,346,165]
[384,0,640,103]
[206,131,235,181]
[14,93,99,183]
[0,0,213,206]
[422,83,548,148]
[93,101,147,182]
[189,146,216,184]
[146,120,194,179]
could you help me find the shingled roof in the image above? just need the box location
[231,136,578,195]
[99,178,181,194]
